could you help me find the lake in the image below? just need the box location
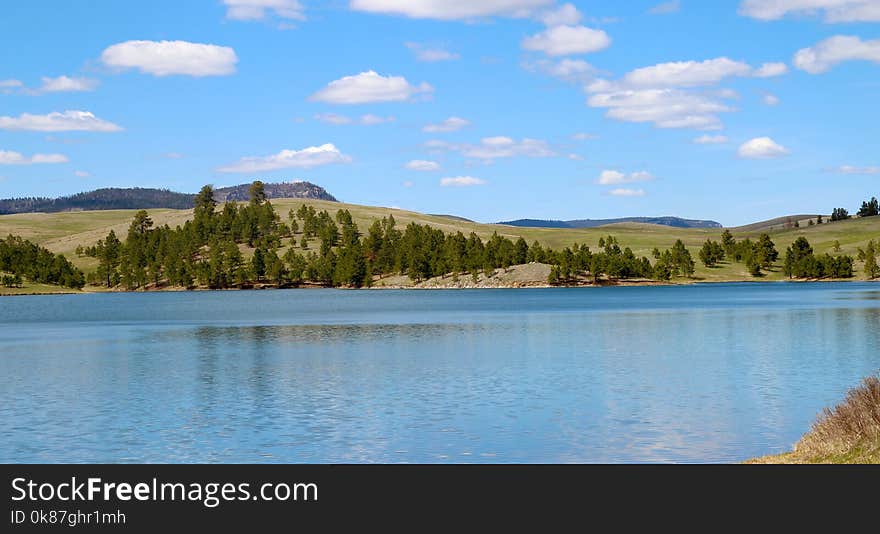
[1,283,879,463]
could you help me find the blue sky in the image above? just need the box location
[1,0,879,226]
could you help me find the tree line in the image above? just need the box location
[828,195,878,222]
[73,181,715,290]
[0,235,85,288]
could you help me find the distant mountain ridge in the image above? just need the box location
[499,216,722,229]
[0,181,337,215]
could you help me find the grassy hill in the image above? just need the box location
[1,198,879,287]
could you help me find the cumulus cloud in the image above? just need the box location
[572,132,598,140]
[223,0,305,21]
[314,112,394,125]
[763,93,780,106]
[101,40,238,77]
[583,56,789,130]
[753,62,788,77]
[75,170,90,177]
[738,137,789,159]
[523,58,595,82]
[440,176,486,187]
[834,165,880,174]
[610,57,752,89]
[405,42,459,62]
[310,71,433,104]
[609,188,646,197]
[538,3,582,25]
[522,25,611,56]
[423,116,470,133]
[429,136,556,160]
[693,134,729,144]
[406,159,441,171]
[217,143,352,172]
[359,113,395,125]
[0,111,122,132]
[0,149,69,165]
[587,88,732,130]
[794,35,880,74]
[36,75,99,93]
[648,1,680,15]
[739,0,880,22]
[597,170,654,185]
[350,0,554,20]
[0,79,23,89]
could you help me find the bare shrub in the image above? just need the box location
[795,375,880,457]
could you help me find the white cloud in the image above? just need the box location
[310,70,433,104]
[587,88,731,130]
[164,152,185,159]
[0,149,69,165]
[835,165,880,174]
[538,3,582,25]
[359,113,395,125]
[314,112,394,125]
[763,93,780,106]
[693,134,729,144]
[609,188,646,197]
[402,180,414,187]
[423,116,470,132]
[649,1,681,15]
[405,42,459,62]
[223,0,305,21]
[523,58,595,82]
[217,143,352,173]
[350,0,554,20]
[0,80,22,95]
[613,57,752,89]
[36,76,99,93]
[101,40,238,77]
[406,159,441,171]
[314,113,353,125]
[739,0,880,22]
[521,25,611,56]
[597,170,654,185]
[446,136,556,160]
[75,170,90,177]
[567,153,583,160]
[738,137,789,159]
[581,56,791,130]
[572,132,598,140]
[794,35,880,74]
[440,176,486,187]
[753,62,788,77]
[0,111,122,132]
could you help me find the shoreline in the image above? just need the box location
[1,276,876,297]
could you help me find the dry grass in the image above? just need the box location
[750,375,880,464]
[3,199,880,282]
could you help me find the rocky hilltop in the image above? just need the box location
[214,181,337,203]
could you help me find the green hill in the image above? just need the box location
[1,197,878,287]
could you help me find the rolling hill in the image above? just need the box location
[1,197,878,286]
[0,181,336,215]
[499,216,722,229]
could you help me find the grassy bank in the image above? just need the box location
[749,375,880,464]
[2,199,879,292]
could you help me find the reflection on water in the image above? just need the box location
[1,283,879,463]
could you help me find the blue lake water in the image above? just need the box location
[1,283,879,463]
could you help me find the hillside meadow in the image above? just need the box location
[1,198,879,294]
